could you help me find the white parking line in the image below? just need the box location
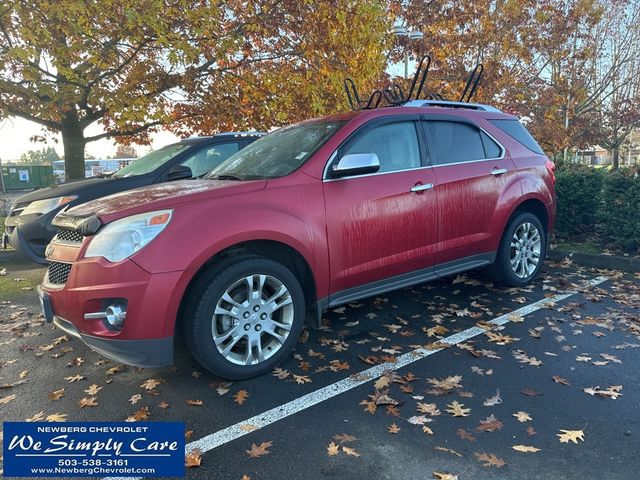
[106,276,607,480]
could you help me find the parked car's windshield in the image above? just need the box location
[205,120,345,180]
[112,143,189,178]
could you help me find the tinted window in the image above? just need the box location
[180,142,240,177]
[112,143,189,178]
[489,119,544,154]
[481,131,502,158]
[426,121,486,165]
[343,122,421,173]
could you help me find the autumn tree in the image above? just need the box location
[18,146,60,164]
[114,145,137,159]
[0,0,390,180]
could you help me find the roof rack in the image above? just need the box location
[343,55,494,112]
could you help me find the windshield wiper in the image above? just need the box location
[208,174,245,181]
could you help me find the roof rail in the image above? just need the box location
[403,99,502,112]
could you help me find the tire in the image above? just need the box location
[184,255,305,380]
[489,212,546,287]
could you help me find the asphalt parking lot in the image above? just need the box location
[1,253,639,480]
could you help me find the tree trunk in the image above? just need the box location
[611,146,620,170]
[61,128,86,181]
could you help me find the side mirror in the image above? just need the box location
[331,153,380,178]
[167,164,193,181]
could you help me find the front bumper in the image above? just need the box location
[4,210,58,264]
[40,241,186,368]
[52,315,173,368]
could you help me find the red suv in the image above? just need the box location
[39,101,555,379]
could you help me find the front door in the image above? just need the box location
[323,118,439,303]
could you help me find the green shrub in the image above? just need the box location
[554,167,604,239]
[601,168,640,252]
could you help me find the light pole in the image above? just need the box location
[393,26,424,79]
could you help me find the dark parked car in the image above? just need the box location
[3,133,263,263]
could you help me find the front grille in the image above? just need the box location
[8,202,28,217]
[54,228,83,244]
[47,262,72,285]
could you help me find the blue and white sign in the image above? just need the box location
[3,422,185,477]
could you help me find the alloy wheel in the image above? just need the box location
[509,222,542,279]
[212,274,294,365]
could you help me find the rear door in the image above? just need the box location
[423,116,517,271]
[323,116,439,302]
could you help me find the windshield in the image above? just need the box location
[112,143,189,178]
[205,120,345,180]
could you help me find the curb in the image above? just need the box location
[548,248,640,273]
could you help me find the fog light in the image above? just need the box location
[105,304,126,329]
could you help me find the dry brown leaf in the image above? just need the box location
[129,394,142,405]
[552,376,570,386]
[84,384,102,395]
[272,367,290,379]
[474,452,506,468]
[557,429,585,444]
[79,396,97,408]
[140,379,161,390]
[583,385,622,399]
[476,414,503,432]
[46,413,68,422]
[456,428,476,442]
[513,411,532,423]
[49,388,65,400]
[446,401,470,417]
[64,374,84,382]
[234,390,249,405]
[159,401,170,409]
[0,394,16,405]
[185,448,202,468]
[388,423,401,434]
[247,441,273,458]
[521,388,542,396]
[483,390,502,406]
[293,374,312,384]
[416,402,440,415]
[327,442,340,456]
[512,445,541,453]
[433,472,458,480]
[333,433,357,443]
[186,399,203,407]
[434,446,462,457]
[527,426,537,436]
[239,424,259,432]
[342,446,360,457]
[374,376,390,390]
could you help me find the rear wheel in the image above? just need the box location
[184,256,305,379]
[490,212,545,287]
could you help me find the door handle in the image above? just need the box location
[410,183,434,193]
[490,168,507,176]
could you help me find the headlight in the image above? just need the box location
[20,196,77,216]
[85,210,172,262]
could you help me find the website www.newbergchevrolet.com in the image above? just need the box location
[29,466,156,476]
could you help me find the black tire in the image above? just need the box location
[183,255,305,380]
[489,212,546,287]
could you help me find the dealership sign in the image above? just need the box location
[3,422,185,477]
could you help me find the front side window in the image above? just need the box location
[206,120,345,180]
[112,143,189,178]
[180,142,240,177]
[342,121,421,174]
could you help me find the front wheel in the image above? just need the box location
[490,212,546,287]
[184,256,305,380]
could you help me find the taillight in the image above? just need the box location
[545,159,556,184]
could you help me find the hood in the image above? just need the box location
[56,179,267,228]
[12,177,124,205]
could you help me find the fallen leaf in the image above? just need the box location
[333,433,357,443]
[64,375,84,382]
[476,414,503,432]
[456,428,476,442]
[513,411,532,422]
[388,423,401,434]
[512,445,541,453]
[129,394,142,405]
[239,425,259,432]
[234,390,249,405]
[474,452,506,468]
[433,473,458,480]
[272,367,290,379]
[417,402,440,415]
[0,394,16,405]
[342,446,360,457]
[185,448,202,468]
[293,374,312,384]
[557,429,585,444]
[521,388,542,397]
[49,389,65,400]
[327,442,340,456]
[78,397,97,408]
[247,441,273,458]
[84,384,102,395]
[483,390,502,406]
[583,385,622,399]
[446,401,470,417]
[46,413,68,422]
[552,376,570,386]
[140,379,161,391]
[186,399,203,407]
[434,446,462,457]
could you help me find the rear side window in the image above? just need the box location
[489,119,544,155]
[426,121,501,165]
